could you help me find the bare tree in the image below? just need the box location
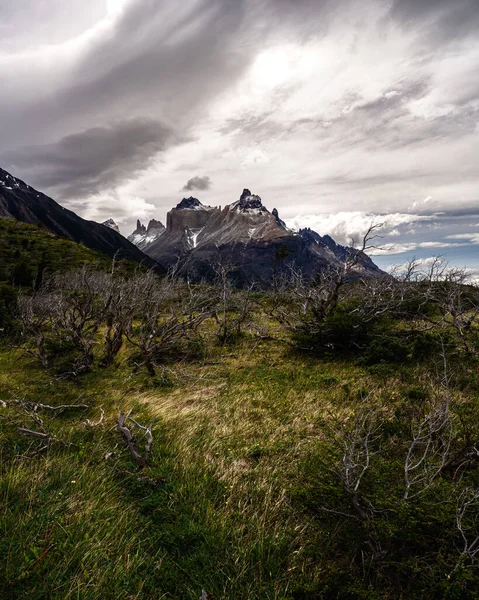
[392,257,479,348]
[124,272,212,376]
[337,404,381,521]
[212,263,254,344]
[47,269,107,373]
[97,272,132,367]
[269,222,391,343]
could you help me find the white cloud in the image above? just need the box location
[284,212,431,246]
[446,233,479,244]
[79,191,156,229]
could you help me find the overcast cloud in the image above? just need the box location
[1,0,478,271]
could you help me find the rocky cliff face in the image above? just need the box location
[166,197,220,233]
[0,167,162,271]
[129,189,384,285]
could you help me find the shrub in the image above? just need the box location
[358,335,410,366]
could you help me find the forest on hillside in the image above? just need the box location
[1,243,479,599]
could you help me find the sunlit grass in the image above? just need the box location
[1,321,479,598]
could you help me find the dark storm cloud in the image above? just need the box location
[0,0,344,190]
[183,176,212,192]
[4,119,172,197]
[0,0,252,182]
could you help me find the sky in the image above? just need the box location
[1,0,478,276]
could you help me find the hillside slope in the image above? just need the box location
[0,219,118,286]
[0,167,162,271]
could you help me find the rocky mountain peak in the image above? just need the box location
[124,186,384,284]
[299,227,322,245]
[146,218,165,232]
[0,168,26,192]
[272,208,287,229]
[235,189,266,212]
[175,197,204,210]
[102,218,120,233]
[131,220,147,235]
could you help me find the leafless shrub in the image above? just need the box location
[269,222,393,339]
[335,403,382,521]
[403,349,452,500]
[392,257,479,346]
[212,263,254,344]
[47,268,107,373]
[17,293,54,367]
[456,487,479,569]
[124,272,212,376]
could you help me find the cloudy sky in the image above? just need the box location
[1,0,478,274]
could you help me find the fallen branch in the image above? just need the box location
[8,398,89,414]
[16,427,49,439]
[117,411,155,469]
[84,408,105,429]
[16,427,77,456]
[127,415,156,464]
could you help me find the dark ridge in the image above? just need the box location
[0,166,164,273]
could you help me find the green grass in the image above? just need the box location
[1,322,479,598]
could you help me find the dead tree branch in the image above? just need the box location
[84,408,105,429]
[455,487,479,572]
[117,411,155,469]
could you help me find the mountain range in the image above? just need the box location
[0,166,384,284]
[128,189,383,285]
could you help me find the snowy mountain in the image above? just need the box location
[102,218,120,233]
[128,218,166,252]
[129,189,384,285]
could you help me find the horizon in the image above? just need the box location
[1,0,478,276]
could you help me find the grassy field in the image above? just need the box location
[2,309,479,599]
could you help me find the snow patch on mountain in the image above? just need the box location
[102,218,120,233]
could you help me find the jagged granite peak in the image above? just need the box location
[298,227,323,245]
[174,197,205,210]
[147,218,165,232]
[135,219,146,234]
[298,228,383,273]
[272,208,287,230]
[127,218,166,251]
[234,189,266,212]
[102,218,120,233]
[167,197,218,232]
[0,166,162,270]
